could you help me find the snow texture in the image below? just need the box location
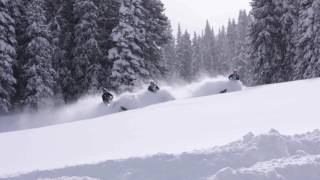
[4,130,320,180]
[210,154,320,180]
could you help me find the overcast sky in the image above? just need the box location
[162,0,251,34]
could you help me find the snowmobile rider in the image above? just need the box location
[228,70,240,81]
[148,81,160,93]
[102,88,114,104]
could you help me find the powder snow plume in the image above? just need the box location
[0,77,243,133]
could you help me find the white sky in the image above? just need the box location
[162,0,251,34]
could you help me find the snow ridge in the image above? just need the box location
[210,155,320,180]
[207,129,320,180]
[7,130,320,180]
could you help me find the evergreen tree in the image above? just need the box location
[44,0,66,104]
[179,31,193,82]
[72,0,102,96]
[226,19,238,63]
[280,0,299,81]
[311,0,320,77]
[294,0,318,80]
[191,32,201,78]
[18,0,57,109]
[232,10,251,84]
[108,0,149,92]
[216,26,228,74]
[96,0,121,88]
[248,0,284,85]
[237,10,250,51]
[161,24,177,80]
[49,0,77,102]
[142,0,171,80]
[201,21,216,75]
[0,0,17,113]
[175,24,184,79]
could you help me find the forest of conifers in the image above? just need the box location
[1,0,320,113]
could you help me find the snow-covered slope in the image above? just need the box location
[6,130,320,180]
[0,78,320,179]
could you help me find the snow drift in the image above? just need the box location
[210,154,320,180]
[0,77,243,132]
[5,130,320,180]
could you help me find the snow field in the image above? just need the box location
[6,129,320,180]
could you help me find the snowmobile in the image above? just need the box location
[148,81,160,93]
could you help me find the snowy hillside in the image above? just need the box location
[1,78,320,179]
[5,130,320,180]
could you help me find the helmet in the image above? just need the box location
[103,88,108,93]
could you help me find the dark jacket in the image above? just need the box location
[228,72,240,81]
[148,83,160,93]
[102,92,114,104]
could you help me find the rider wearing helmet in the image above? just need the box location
[228,70,240,81]
[148,81,160,93]
[102,88,114,104]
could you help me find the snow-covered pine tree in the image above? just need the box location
[279,0,299,82]
[96,0,121,89]
[249,0,285,85]
[43,0,66,104]
[175,24,184,79]
[0,0,17,113]
[191,32,201,78]
[294,0,318,80]
[266,0,294,83]
[46,0,76,102]
[311,0,320,77]
[231,10,251,85]
[72,0,102,96]
[18,0,57,109]
[237,10,250,51]
[108,0,149,92]
[141,0,171,80]
[216,26,228,74]
[201,21,217,75]
[226,19,238,64]
[179,31,193,82]
[161,24,177,80]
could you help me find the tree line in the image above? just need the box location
[162,10,252,83]
[249,0,320,85]
[0,0,171,114]
[164,0,320,87]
